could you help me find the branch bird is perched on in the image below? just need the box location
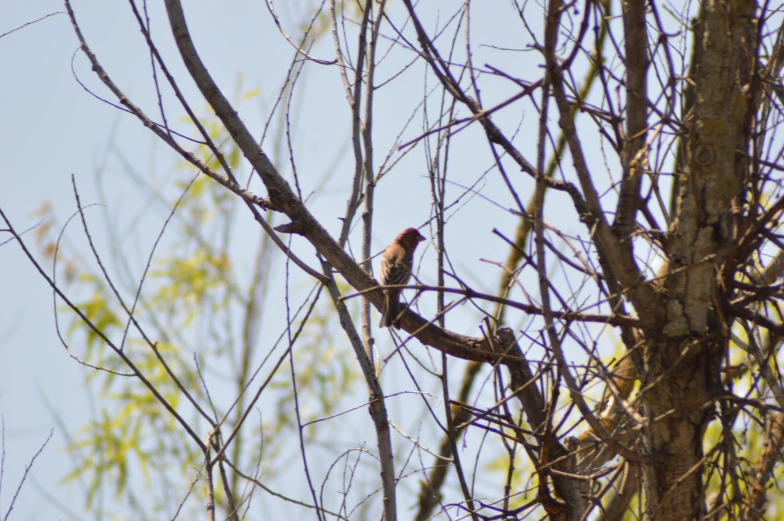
[378,227,426,329]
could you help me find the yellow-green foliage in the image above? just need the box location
[41,86,357,517]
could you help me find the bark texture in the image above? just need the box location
[643,1,757,519]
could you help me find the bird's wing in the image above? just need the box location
[383,260,411,286]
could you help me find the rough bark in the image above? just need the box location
[642,1,757,519]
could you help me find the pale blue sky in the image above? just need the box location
[0,1,615,519]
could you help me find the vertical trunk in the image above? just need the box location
[643,1,756,519]
[643,341,714,519]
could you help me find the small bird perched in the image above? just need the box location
[378,227,426,329]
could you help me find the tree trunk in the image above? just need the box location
[642,1,756,519]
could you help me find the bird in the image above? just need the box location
[378,227,426,329]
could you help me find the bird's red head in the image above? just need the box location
[396,227,426,249]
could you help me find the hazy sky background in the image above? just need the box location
[0,1,615,519]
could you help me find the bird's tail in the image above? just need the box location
[379,292,401,329]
